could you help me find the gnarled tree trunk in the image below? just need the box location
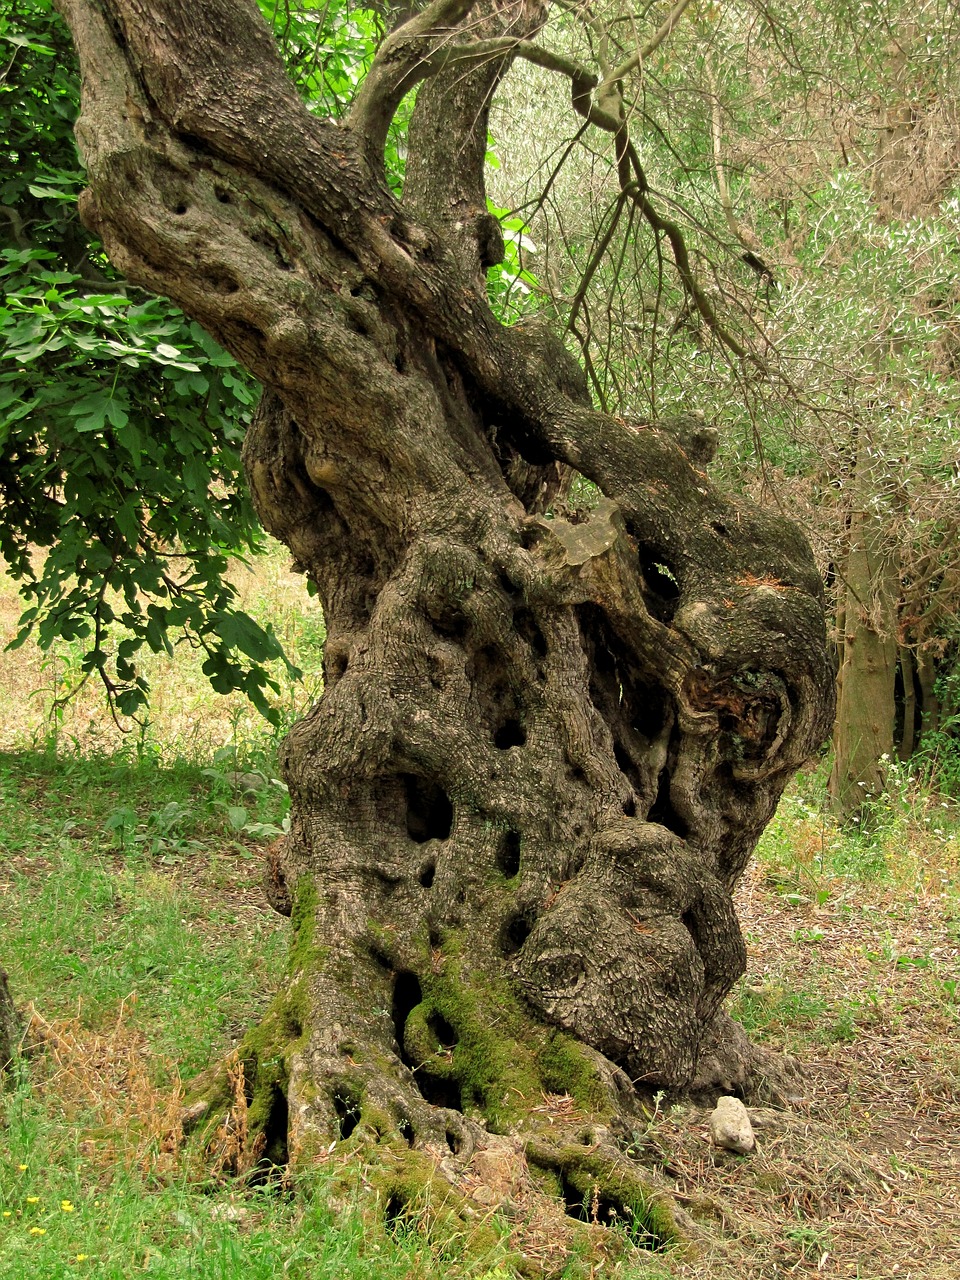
[57,0,833,1203]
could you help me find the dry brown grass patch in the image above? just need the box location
[26,996,184,1181]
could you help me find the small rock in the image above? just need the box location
[226,770,270,793]
[210,1203,249,1223]
[709,1095,755,1154]
[471,1184,499,1206]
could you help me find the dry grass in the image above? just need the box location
[647,844,960,1280]
[0,543,324,754]
[24,999,184,1182]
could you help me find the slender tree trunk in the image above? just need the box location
[898,645,917,761]
[828,431,898,821]
[56,0,834,1202]
[0,968,20,1085]
[917,649,942,740]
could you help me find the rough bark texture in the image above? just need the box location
[0,967,20,1084]
[57,0,833,1200]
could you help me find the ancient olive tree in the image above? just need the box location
[56,0,832,1190]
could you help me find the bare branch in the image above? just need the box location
[602,0,695,87]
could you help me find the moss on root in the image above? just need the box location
[526,1139,681,1251]
[403,935,614,1131]
[289,875,328,977]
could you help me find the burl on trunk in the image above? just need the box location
[56,0,833,1198]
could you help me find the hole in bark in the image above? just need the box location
[622,796,637,817]
[172,202,188,215]
[418,860,436,888]
[428,926,442,949]
[496,830,521,878]
[214,186,232,203]
[446,1127,462,1155]
[493,719,526,749]
[384,1192,409,1227]
[257,1085,289,1171]
[413,1070,462,1111]
[333,1092,361,1141]
[567,763,586,784]
[638,555,681,622]
[403,775,453,843]
[648,768,688,838]
[501,910,533,955]
[497,570,520,598]
[558,1174,666,1246]
[712,520,729,537]
[391,970,423,1060]
[431,612,469,641]
[210,271,240,295]
[398,1117,415,1145]
[369,946,393,972]
[426,1012,457,1050]
[633,697,670,743]
[680,910,698,944]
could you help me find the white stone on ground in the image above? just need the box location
[709,1095,756,1154]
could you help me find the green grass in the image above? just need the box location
[2,545,960,1278]
[0,1097,520,1279]
[0,748,289,1073]
[0,741,532,1280]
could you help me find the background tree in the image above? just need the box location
[50,0,834,1209]
[487,0,960,822]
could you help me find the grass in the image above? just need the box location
[2,549,960,1278]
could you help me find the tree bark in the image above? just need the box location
[898,645,917,762]
[0,968,20,1085]
[56,0,833,1194]
[828,431,898,821]
[917,648,942,741]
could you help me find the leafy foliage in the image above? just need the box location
[0,0,298,722]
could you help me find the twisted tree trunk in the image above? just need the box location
[57,0,833,1213]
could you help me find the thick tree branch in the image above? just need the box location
[347,0,479,154]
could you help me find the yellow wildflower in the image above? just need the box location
[17,1165,27,1172]
[2,1210,11,1217]
[61,1201,75,1212]
[29,1226,46,1235]
[25,1196,39,1204]
[76,1255,89,1262]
